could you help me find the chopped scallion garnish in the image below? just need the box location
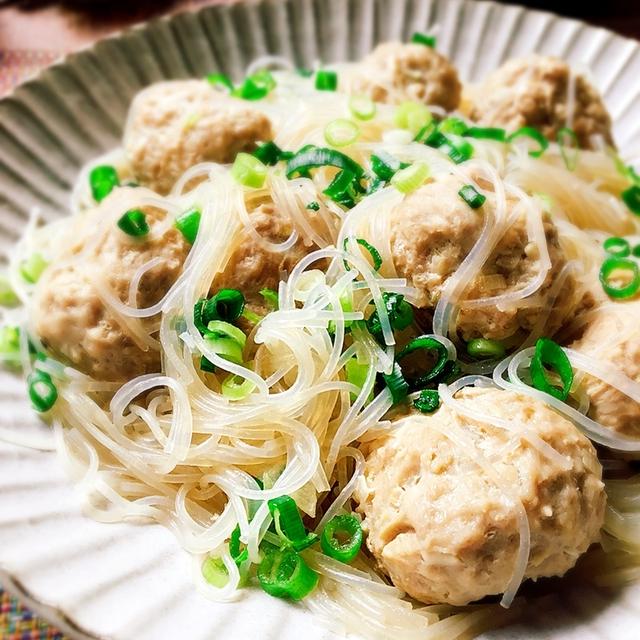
[324,118,360,147]
[603,237,631,257]
[253,141,284,166]
[439,117,468,136]
[229,526,249,566]
[467,338,505,359]
[382,362,409,404]
[206,72,234,92]
[633,244,640,258]
[231,152,268,189]
[622,185,640,215]
[257,547,318,600]
[28,370,58,413]
[175,207,201,244]
[345,357,370,401]
[411,32,437,48]
[306,201,320,211]
[221,373,256,400]
[0,275,18,306]
[315,70,338,91]
[366,292,414,341]
[413,389,440,413]
[348,95,376,121]
[397,335,449,388]
[20,253,48,284]
[390,161,430,194]
[343,238,382,271]
[89,165,119,202]
[458,184,486,209]
[0,326,21,365]
[370,151,405,181]
[260,288,279,310]
[117,209,149,237]
[464,126,506,142]
[530,337,573,401]
[286,146,365,179]
[320,514,363,564]
[204,289,245,324]
[202,556,229,588]
[323,169,359,208]
[233,69,276,100]
[507,126,549,158]
[268,495,319,551]
[599,256,640,299]
[394,101,432,135]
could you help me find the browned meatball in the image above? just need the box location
[347,42,462,111]
[355,387,606,605]
[33,193,190,381]
[469,56,613,149]
[390,175,581,341]
[124,80,273,194]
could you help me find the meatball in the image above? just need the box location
[124,80,273,194]
[570,302,640,439]
[390,175,580,341]
[347,42,462,111]
[469,56,613,149]
[355,387,605,606]
[32,190,190,381]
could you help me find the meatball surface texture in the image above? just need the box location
[348,42,462,111]
[124,80,273,194]
[355,387,606,605]
[469,56,613,149]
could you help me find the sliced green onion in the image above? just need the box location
[348,95,376,121]
[366,292,414,341]
[467,338,506,359]
[257,547,318,600]
[206,72,234,91]
[530,337,573,401]
[253,141,283,166]
[557,126,579,171]
[464,126,506,142]
[382,362,409,404]
[231,152,268,189]
[439,117,468,136]
[233,69,276,100]
[345,358,370,401]
[413,389,440,413]
[603,237,631,257]
[260,288,279,310]
[200,356,216,373]
[324,119,360,147]
[458,184,486,209]
[397,335,449,388]
[391,162,430,194]
[633,244,640,258]
[411,32,436,48]
[241,307,263,325]
[193,298,208,335]
[370,151,405,181]
[306,201,320,211]
[622,185,640,215]
[315,70,338,91]
[20,253,48,284]
[202,556,229,588]
[599,256,640,299]
[28,370,58,413]
[117,209,149,237]
[207,320,247,347]
[204,289,245,323]
[203,337,244,365]
[394,101,432,135]
[221,374,255,400]
[89,165,119,202]
[0,275,18,306]
[175,207,201,244]
[286,146,365,179]
[343,238,382,271]
[0,326,21,364]
[268,495,319,551]
[440,137,474,164]
[320,514,363,564]
[323,169,359,208]
[229,525,249,566]
[507,126,549,158]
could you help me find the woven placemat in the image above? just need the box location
[1,584,67,640]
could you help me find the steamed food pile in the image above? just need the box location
[3,34,640,640]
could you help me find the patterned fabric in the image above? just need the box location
[1,584,66,640]
[0,50,62,96]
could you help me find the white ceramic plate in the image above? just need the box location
[1,0,640,638]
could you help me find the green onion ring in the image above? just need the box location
[530,337,573,401]
[599,256,640,299]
